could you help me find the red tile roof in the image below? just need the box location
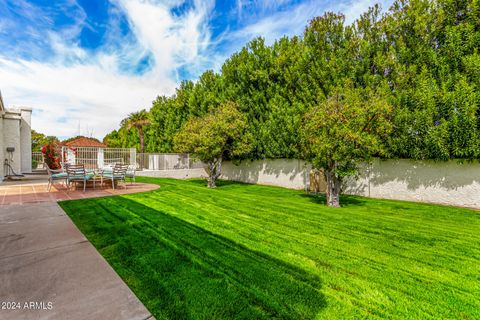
[61,137,106,148]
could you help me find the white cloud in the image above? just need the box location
[233,0,395,45]
[116,0,214,77]
[235,2,321,44]
[0,0,215,139]
[337,0,394,24]
[235,0,294,20]
[0,57,167,138]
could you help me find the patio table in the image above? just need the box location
[96,168,116,188]
[99,164,129,190]
[91,170,105,188]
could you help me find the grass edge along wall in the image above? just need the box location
[218,158,480,208]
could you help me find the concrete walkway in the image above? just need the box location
[0,201,154,320]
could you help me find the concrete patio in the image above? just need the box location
[0,176,158,319]
[0,174,159,206]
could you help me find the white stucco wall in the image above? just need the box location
[344,159,480,208]
[137,168,207,179]
[221,159,309,189]
[219,158,480,208]
[0,116,4,180]
[0,107,32,178]
[20,108,32,173]
[2,114,22,174]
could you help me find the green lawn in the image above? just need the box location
[59,177,480,319]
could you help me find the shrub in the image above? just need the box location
[41,143,61,169]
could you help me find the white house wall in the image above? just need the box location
[2,114,22,174]
[0,116,4,179]
[0,107,32,179]
[20,108,32,173]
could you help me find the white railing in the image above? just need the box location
[35,149,204,171]
[137,153,204,170]
[61,147,136,169]
[32,152,44,170]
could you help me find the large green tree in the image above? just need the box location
[103,129,122,148]
[302,84,392,207]
[31,130,58,151]
[125,109,151,153]
[301,12,393,207]
[222,36,305,158]
[385,0,480,160]
[146,81,195,153]
[174,102,252,188]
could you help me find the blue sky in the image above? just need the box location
[0,0,393,139]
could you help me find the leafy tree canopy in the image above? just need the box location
[102,0,480,164]
[32,130,58,152]
[174,102,252,187]
[302,83,393,206]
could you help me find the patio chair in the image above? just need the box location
[102,164,128,190]
[45,163,68,191]
[126,164,137,184]
[67,164,94,192]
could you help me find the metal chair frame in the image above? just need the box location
[66,164,94,192]
[101,163,128,190]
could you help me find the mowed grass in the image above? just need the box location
[59,177,480,319]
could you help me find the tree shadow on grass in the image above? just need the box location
[300,193,368,207]
[186,178,257,188]
[61,197,326,320]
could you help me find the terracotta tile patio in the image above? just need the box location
[0,175,159,205]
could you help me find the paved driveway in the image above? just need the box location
[0,202,154,320]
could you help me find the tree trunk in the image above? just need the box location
[207,175,216,188]
[323,161,342,207]
[139,128,145,154]
[206,157,222,188]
